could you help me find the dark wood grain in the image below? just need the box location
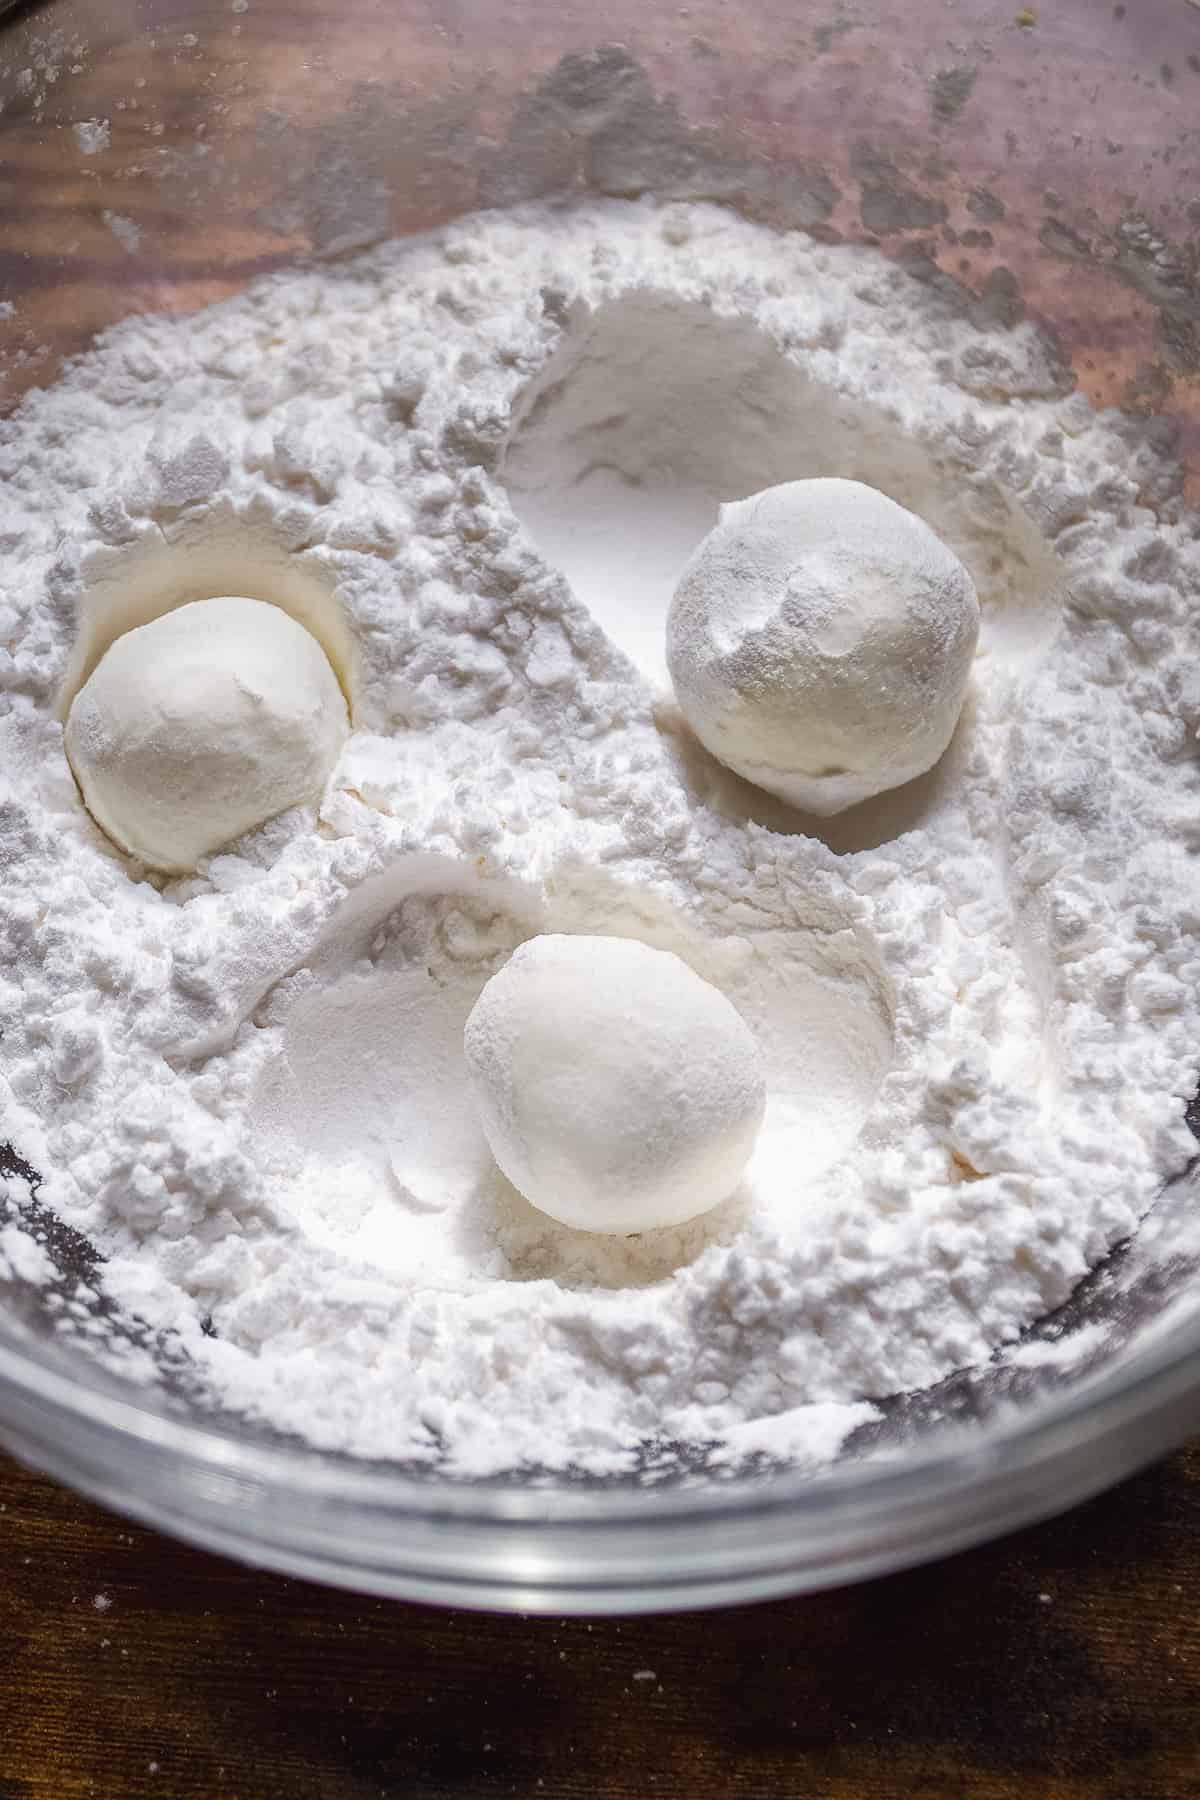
[2,0,1200,468]
[2,1444,1200,1798]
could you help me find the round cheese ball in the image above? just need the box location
[65,596,348,871]
[666,479,980,816]
[463,934,766,1234]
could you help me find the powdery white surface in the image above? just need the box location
[0,199,1197,1478]
[0,1224,53,1287]
[72,118,110,156]
[464,934,766,1232]
[666,479,980,815]
[101,211,140,255]
[65,595,347,871]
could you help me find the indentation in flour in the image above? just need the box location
[54,506,356,719]
[248,866,524,1245]
[663,692,976,858]
[545,866,895,1193]
[501,289,1067,690]
[250,853,894,1283]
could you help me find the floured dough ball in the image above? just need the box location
[65,596,348,871]
[464,934,766,1234]
[667,478,980,816]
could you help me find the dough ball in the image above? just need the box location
[666,478,980,816]
[65,596,348,871]
[464,934,765,1234]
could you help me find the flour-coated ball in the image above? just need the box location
[463,934,766,1234]
[65,596,348,871]
[666,478,980,816]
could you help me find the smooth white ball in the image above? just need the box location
[65,596,348,871]
[463,934,765,1234]
[667,478,980,816]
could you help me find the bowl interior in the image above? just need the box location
[1,0,1199,1604]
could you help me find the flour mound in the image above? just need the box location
[0,198,1195,1480]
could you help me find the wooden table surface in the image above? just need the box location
[2,1442,1200,1798]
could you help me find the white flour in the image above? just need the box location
[664,477,980,815]
[0,198,1197,1477]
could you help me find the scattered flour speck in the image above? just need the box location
[72,118,110,155]
[101,210,140,253]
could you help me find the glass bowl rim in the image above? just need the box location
[2,1269,1198,1525]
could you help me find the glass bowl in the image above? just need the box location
[1,0,1198,1612]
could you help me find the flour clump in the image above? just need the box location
[464,934,766,1233]
[65,596,348,871]
[666,479,980,814]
